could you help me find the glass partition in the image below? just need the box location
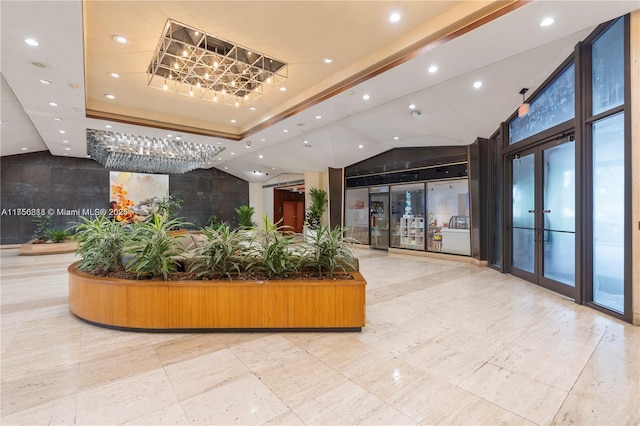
[344,188,369,244]
[592,113,625,313]
[509,63,575,145]
[592,18,624,115]
[390,183,425,250]
[427,179,470,255]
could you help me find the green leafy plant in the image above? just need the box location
[124,213,186,280]
[305,225,356,277]
[244,215,304,279]
[235,205,256,229]
[32,214,52,241]
[190,224,246,279]
[73,214,129,274]
[305,187,328,230]
[207,214,224,231]
[154,195,183,221]
[46,228,70,243]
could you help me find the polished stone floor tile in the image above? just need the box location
[1,247,638,425]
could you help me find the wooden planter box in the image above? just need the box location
[19,241,78,255]
[68,263,366,331]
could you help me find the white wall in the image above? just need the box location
[249,182,264,225]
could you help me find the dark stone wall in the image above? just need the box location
[0,151,248,244]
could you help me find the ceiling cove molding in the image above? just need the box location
[85,109,242,141]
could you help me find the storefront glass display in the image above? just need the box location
[427,179,470,255]
[344,188,369,244]
[390,183,425,250]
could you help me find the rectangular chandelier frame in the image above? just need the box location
[147,19,288,106]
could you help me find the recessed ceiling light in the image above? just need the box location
[323,57,334,64]
[540,17,555,27]
[303,140,309,144]
[283,129,289,133]
[59,130,66,134]
[358,144,364,149]
[109,72,120,78]
[175,136,181,140]
[259,154,263,159]
[25,38,39,46]
[428,65,438,74]
[167,134,172,138]
[21,147,28,151]
[39,79,51,85]
[112,35,128,44]
[473,81,483,89]
[48,102,58,107]
[271,167,276,170]
[261,138,266,142]
[409,104,416,110]
[315,115,322,120]
[279,87,287,92]
[105,125,112,128]
[389,12,401,23]
[64,147,71,151]
[218,157,223,161]
[224,166,228,170]
[62,140,69,144]
[230,119,236,123]
[104,94,115,99]
[230,152,235,155]
[54,117,62,121]
[393,136,399,140]
[362,94,370,100]
[249,106,256,111]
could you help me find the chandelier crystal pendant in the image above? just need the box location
[86,129,225,174]
[147,19,288,106]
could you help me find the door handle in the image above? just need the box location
[528,210,535,213]
[543,210,551,213]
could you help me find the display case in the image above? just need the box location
[400,216,425,249]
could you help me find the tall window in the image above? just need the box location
[589,18,626,315]
[592,18,624,115]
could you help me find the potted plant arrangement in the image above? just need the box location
[304,187,328,240]
[18,214,77,255]
[67,213,366,331]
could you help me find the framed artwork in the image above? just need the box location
[109,171,169,222]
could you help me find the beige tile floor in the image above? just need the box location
[1,247,638,425]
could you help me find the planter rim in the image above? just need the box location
[67,262,365,288]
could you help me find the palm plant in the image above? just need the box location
[190,223,246,279]
[46,228,70,243]
[244,215,304,279]
[124,213,186,280]
[305,187,328,230]
[73,214,128,274]
[305,225,356,277]
[235,205,256,229]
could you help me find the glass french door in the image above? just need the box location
[369,192,389,250]
[511,137,576,298]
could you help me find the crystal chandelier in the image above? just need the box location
[147,19,288,107]
[86,129,225,174]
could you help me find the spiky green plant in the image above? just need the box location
[46,228,70,243]
[189,224,246,279]
[32,214,52,241]
[305,225,356,277]
[73,214,128,274]
[235,205,256,229]
[305,187,328,230]
[243,215,304,279]
[124,213,186,280]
